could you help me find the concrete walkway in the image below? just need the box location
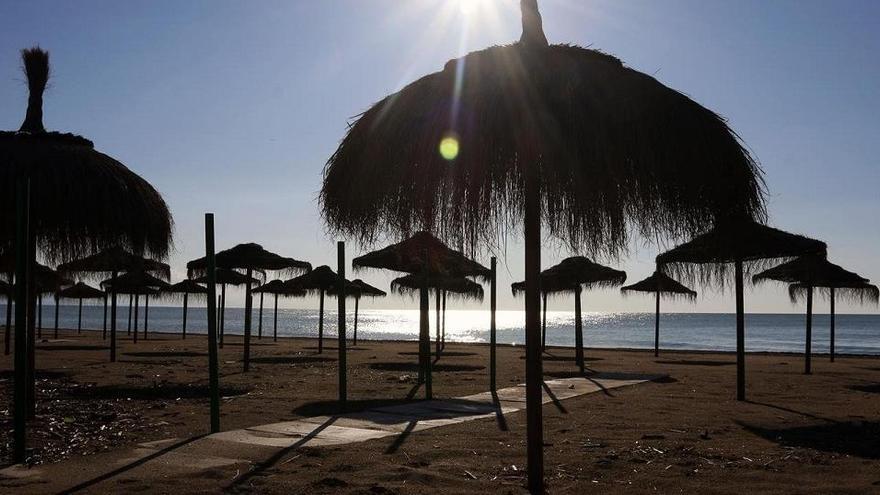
[1,372,661,491]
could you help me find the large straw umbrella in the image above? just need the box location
[391,273,483,356]
[285,266,340,353]
[512,257,626,373]
[163,280,208,339]
[351,231,490,396]
[1,49,172,463]
[753,256,874,373]
[192,268,260,347]
[56,282,104,333]
[657,220,826,400]
[319,2,766,490]
[621,271,697,357]
[188,244,310,371]
[102,271,170,342]
[327,279,386,346]
[253,279,306,342]
[789,281,879,362]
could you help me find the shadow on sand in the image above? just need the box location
[123,351,206,358]
[66,383,251,400]
[369,362,485,373]
[249,355,335,365]
[849,383,880,394]
[36,344,107,351]
[655,359,734,367]
[738,420,880,459]
[398,351,477,357]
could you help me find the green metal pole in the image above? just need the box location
[110,272,118,362]
[337,241,347,406]
[574,286,584,374]
[13,178,30,463]
[133,293,139,344]
[205,213,220,433]
[77,298,82,332]
[490,257,497,391]
[829,288,836,362]
[420,254,432,399]
[257,292,263,340]
[318,289,325,353]
[273,293,278,342]
[805,285,813,375]
[243,268,253,372]
[182,293,188,339]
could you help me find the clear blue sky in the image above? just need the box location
[1,0,878,314]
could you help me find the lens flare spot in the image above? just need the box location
[439,136,460,161]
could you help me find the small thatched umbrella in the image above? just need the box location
[621,271,697,357]
[513,257,626,373]
[58,247,170,360]
[392,273,483,355]
[657,220,826,400]
[188,244,310,371]
[102,271,169,343]
[32,264,73,339]
[320,1,767,489]
[753,256,875,373]
[56,283,104,333]
[789,281,879,362]
[253,279,307,342]
[192,268,261,348]
[163,280,208,339]
[285,266,340,353]
[352,231,490,396]
[327,279,386,346]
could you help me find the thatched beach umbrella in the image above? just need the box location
[285,266,340,353]
[102,271,169,343]
[188,244,311,371]
[753,256,874,373]
[32,265,73,339]
[192,268,260,347]
[392,273,483,355]
[352,231,490,396]
[56,282,104,333]
[58,247,171,360]
[253,279,306,342]
[789,281,879,362]
[621,271,697,357]
[328,279,386,346]
[320,1,766,489]
[513,257,625,372]
[163,280,208,339]
[657,220,826,400]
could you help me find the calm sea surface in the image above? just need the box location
[6,303,879,356]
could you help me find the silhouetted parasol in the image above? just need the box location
[163,280,208,340]
[285,266,339,353]
[102,271,168,343]
[621,271,697,357]
[253,279,306,342]
[327,279,385,346]
[658,219,826,400]
[188,243,310,372]
[57,282,104,333]
[513,257,625,372]
[754,256,875,372]
[192,268,260,348]
[320,1,767,489]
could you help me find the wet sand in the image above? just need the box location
[1,327,879,493]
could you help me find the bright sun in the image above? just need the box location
[457,0,493,18]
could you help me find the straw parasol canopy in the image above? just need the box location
[57,281,105,300]
[253,279,307,342]
[391,273,483,300]
[186,243,311,278]
[0,48,172,263]
[101,271,170,292]
[754,256,873,374]
[352,231,490,280]
[656,220,826,400]
[621,271,697,357]
[513,257,625,371]
[57,247,171,281]
[162,280,208,340]
[191,268,260,286]
[326,279,385,346]
[285,265,340,353]
[788,281,879,304]
[320,1,767,489]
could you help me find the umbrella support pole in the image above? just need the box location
[26,222,37,420]
[13,179,29,462]
[524,158,544,494]
[441,290,446,350]
[54,295,59,340]
[735,260,745,401]
[77,298,82,332]
[574,287,584,374]
[419,256,432,399]
[435,289,441,357]
[5,280,12,355]
[37,297,42,339]
[102,295,107,340]
[144,296,149,340]
[110,273,118,362]
[182,293,188,339]
[127,295,132,335]
[337,241,347,406]
[490,257,497,391]
[258,292,263,340]
[804,285,812,375]
[829,288,835,362]
[317,290,324,354]
[654,290,660,357]
[133,294,139,344]
[541,292,547,352]
[243,269,253,372]
[273,294,278,342]
[204,213,221,433]
[353,296,358,346]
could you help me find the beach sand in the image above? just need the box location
[1,328,879,493]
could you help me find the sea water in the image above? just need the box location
[5,304,879,356]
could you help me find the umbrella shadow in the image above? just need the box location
[66,383,251,400]
[36,344,107,351]
[737,420,880,459]
[399,351,477,357]
[542,381,568,414]
[849,383,880,394]
[249,355,335,365]
[58,435,205,494]
[369,362,485,373]
[123,351,206,358]
[655,359,734,367]
[0,369,70,380]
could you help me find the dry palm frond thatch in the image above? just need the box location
[187,243,311,278]
[391,273,483,301]
[57,282,104,300]
[352,231,490,280]
[57,247,171,281]
[621,271,697,300]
